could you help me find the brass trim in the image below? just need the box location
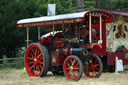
[125,53,128,61]
[89,13,92,43]
[100,15,102,40]
[83,50,88,56]
[69,38,78,43]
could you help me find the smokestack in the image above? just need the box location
[76,0,84,11]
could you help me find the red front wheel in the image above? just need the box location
[25,43,50,77]
[63,55,83,81]
[84,54,103,78]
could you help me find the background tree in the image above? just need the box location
[0,0,38,58]
[115,0,128,10]
[84,0,96,9]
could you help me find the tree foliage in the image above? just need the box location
[0,0,38,58]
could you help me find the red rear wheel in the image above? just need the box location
[25,43,50,77]
[63,55,83,81]
[84,54,103,78]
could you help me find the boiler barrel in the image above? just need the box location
[71,48,90,56]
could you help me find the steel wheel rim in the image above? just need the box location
[25,44,44,76]
[84,55,100,78]
[64,57,81,80]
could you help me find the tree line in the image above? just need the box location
[0,0,128,59]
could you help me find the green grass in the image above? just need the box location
[0,68,12,74]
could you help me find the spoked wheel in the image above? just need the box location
[25,43,50,77]
[84,54,103,78]
[63,55,83,81]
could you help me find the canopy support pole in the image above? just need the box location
[27,27,29,47]
[62,24,64,31]
[89,13,92,43]
[74,23,78,35]
[53,25,55,36]
[38,26,40,40]
[100,15,102,40]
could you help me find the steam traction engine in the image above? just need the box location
[17,10,113,80]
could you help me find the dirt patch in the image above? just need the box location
[0,69,128,85]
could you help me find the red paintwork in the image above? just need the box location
[51,48,71,66]
[62,48,71,56]
[80,44,90,48]
[17,18,83,28]
[84,55,101,78]
[107,52,128,65]
[40,36,52,46]
[90,23,107,56]
[90,43,102,49]
[83,10,112,24]
[63,56,81,80]
[51,55,65,66]
[25,44,44,76]
[54,39,64,48]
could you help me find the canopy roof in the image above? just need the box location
[17,11,88,24]
[17,10,112,28]
[106,10,128,16]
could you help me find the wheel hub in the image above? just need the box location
[91,64,95,70]
[70,66,73,69]
[33,58,38,65]
[69,66,73,71]
[34,58,37,62]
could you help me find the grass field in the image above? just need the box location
[0,69,128,85]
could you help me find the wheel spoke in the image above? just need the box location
[29,65,35,71]
[76,70,80,75]
[92,69,96,77]
[89,68,92,72]
[31,49,35,56]
[72,71,75,78]
[66,67,70,70]
[72,59,76,66]
[89,69,93,76]
[95,67,100,71]
[29,61,34,65]
[76,63,79,67]
[34,65,36,71]
[67,63,71,67]
[37,54,42,59]
[71,71,74,78]
[70,59,73,63]
[35,65,38,71]
[38,61,43,65]
[95,64,100,67]
[73,67,80,70]
[36,65,40,72]
[94,59,97,64]
[39,64,43,70]
[27,57,33,60]
[30,53,34,58]
[35,48,37,57]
